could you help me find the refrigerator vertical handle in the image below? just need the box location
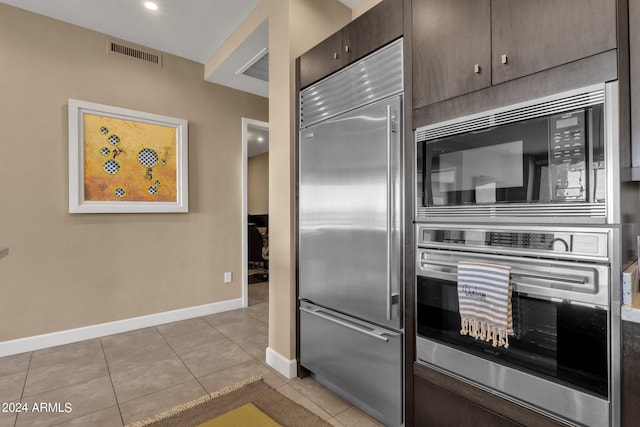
[386,104,393,321]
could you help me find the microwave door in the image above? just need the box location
[425,115,550,207]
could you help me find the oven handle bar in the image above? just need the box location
[513,271,586,284]
[419,260,587,284]
[299,306,397,342]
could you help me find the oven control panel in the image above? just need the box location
[417,226,608,260]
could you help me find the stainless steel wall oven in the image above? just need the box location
[412,82,627,425]
[415,225,614,426]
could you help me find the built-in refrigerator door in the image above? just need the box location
[299,301,403,426]
[299,95,402,331]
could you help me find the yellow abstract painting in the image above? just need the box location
[83,113,177,202]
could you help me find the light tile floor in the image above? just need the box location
[0,282,383,427]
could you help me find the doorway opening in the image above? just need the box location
[242,118,269,307]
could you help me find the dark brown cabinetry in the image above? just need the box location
[299,32,344,90]
[412,0,490,109]
[491,0,616,85]
[412,0,494,110]
[414,376,518,427]
[342,0,403,65]
[629,0,640,177]
[412,0,617,109]
[298,0,403,89]
[622,321,640,426]
[413,363,568,427]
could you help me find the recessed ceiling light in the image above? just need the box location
[258,137,264,142]
[144,2,158,10]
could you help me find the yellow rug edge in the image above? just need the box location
[124,374,264,427]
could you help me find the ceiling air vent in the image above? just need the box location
[237,48,269,82]
[108,40,162,67]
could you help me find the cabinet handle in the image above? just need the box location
[501,54,508,65]
[333,52,338,60]
[474,64,481,74]
[345,45,350,53]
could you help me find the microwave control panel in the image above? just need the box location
[549,110,586,201]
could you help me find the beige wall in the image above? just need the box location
[0,4,268,342]
[248,153,269,214]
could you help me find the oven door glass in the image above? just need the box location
[416,275,608,398]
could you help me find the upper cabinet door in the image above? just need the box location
[299,31,344,89]
[299,0,403,90]
[343,0,403,65]
[492,0,617,85]
[412,0,491,109]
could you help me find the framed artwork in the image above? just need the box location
[68,99,188,213]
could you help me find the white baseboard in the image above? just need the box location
[265,346,297,379]
[0,298,243,358]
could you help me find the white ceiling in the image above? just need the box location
[1,0,363,154]
[0,0,361,68]
[0,0,263,64]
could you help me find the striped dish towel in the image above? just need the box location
[457,261,513,348]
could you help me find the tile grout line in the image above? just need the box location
[159,317,266,395]
[202,316,264,345]
[99,338,126,427]
[110,320,264,423]
[288,379,354,420]
[115,377,206,421]
[29,342,122,427]
[110,326,209,425]
[274,382,335,422]
[155,323,210,397]
[13,351,33,427]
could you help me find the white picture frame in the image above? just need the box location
[68,99,188,213]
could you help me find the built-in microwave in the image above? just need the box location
[415,84,614,222]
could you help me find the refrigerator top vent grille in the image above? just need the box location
[299,39,403,129]
[415,85,605,142]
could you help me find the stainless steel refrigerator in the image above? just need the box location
[298,39,403,427]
